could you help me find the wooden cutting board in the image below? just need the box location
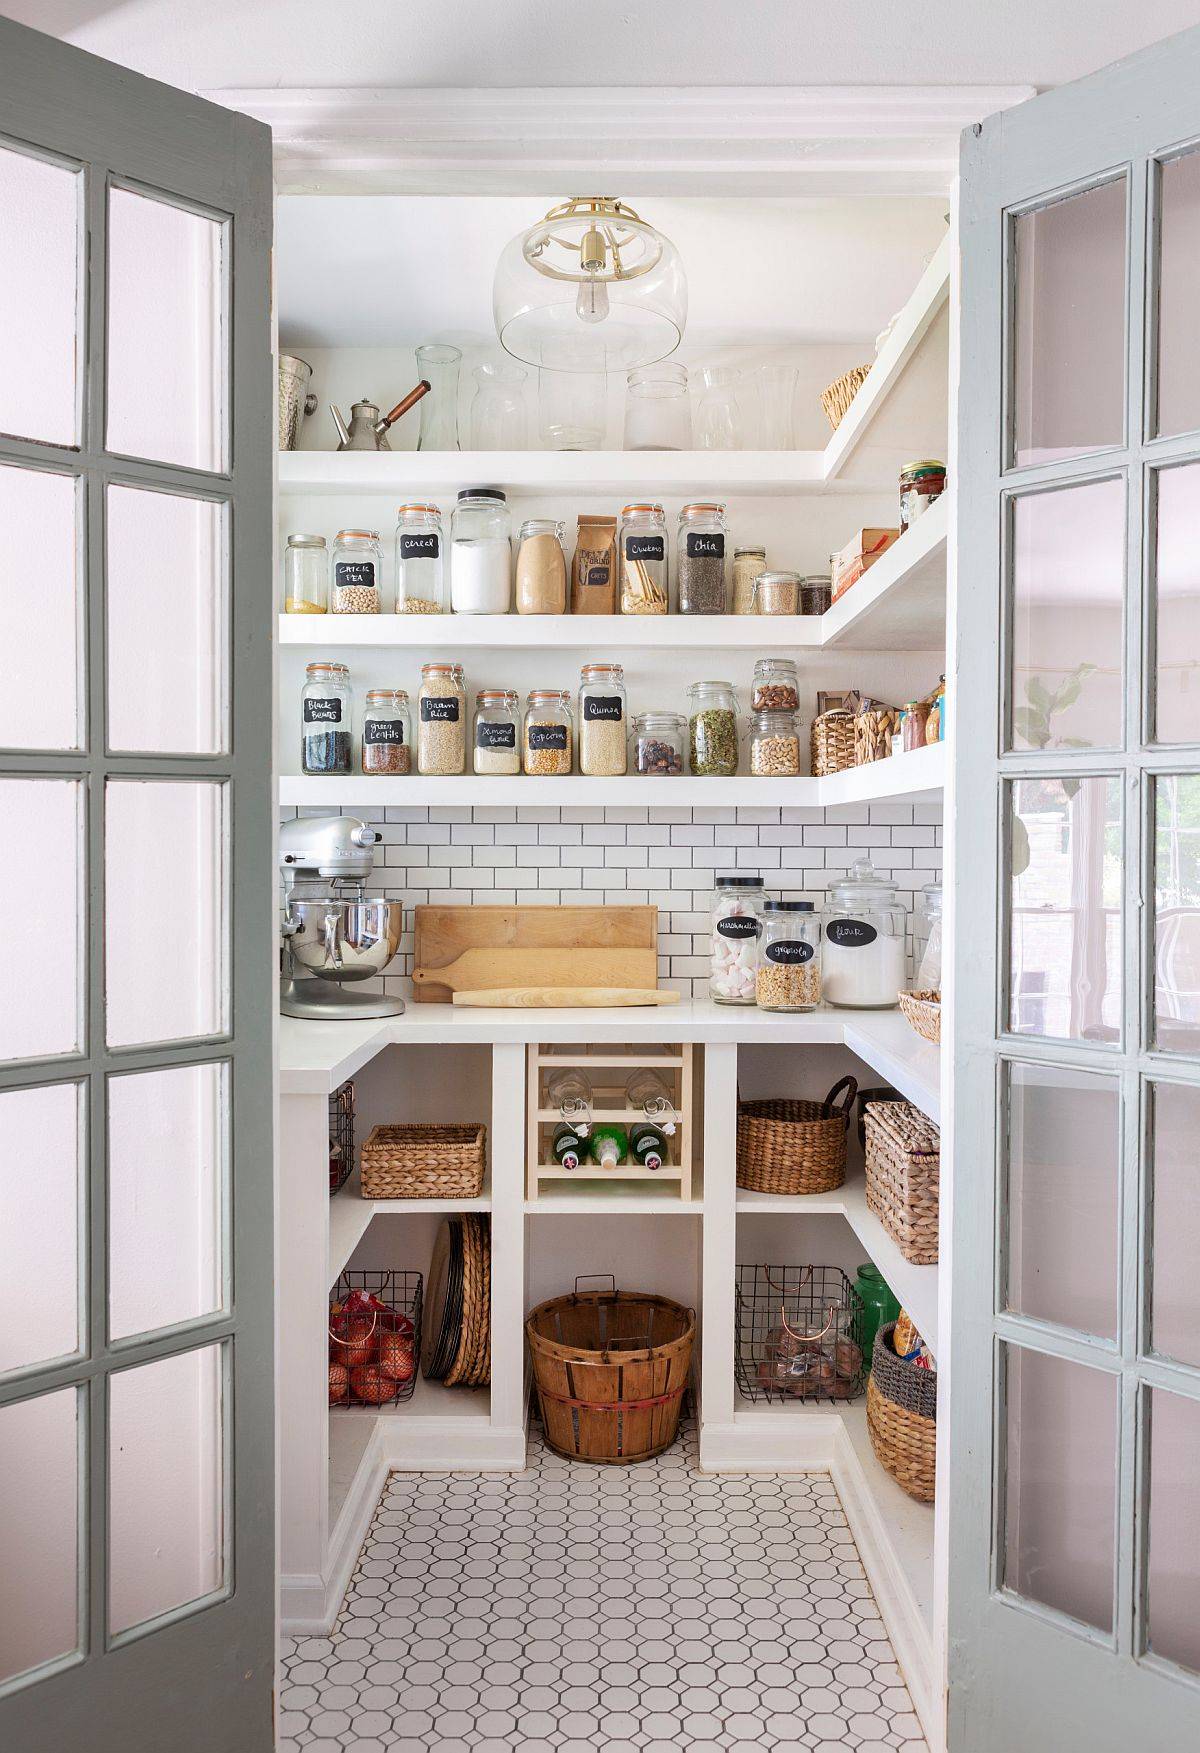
[452,986,680,1008]
[413,904,657,1004]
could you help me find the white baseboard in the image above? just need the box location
[699,1412,840,1472]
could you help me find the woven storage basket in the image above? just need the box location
[360,1123,486,1199]
[864,1099,940,1264]
[820,363,871,430]
[810,710,856,777]
[867,1321,937,1501]
[527,1283,695,1464]
[898,988,941,1044]
[737,1077,856,1197]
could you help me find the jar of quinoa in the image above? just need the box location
[579,663,628,775]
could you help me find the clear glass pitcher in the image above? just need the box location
[469,361,527,449]
[415,343,461,451]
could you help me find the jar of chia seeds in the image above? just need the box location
[687,680,738,776]
[677,502,729,614]
[301,662,352,774]
[361,688,412,775]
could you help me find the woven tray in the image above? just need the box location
[867,1321,936,1501]
[864,1099,940,1264]
[810,710,856,777]
[737,1077,856,1197]
[820,363,871,430]
[360,1123,486,1200]
[898,989,941,1044]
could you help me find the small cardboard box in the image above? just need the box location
[831,527,900,601]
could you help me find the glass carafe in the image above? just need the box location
[695,366,744,450]
[469,361,527,449]
[625,1069,677,1129]
[756,363,797,448]
[415,343,461,451]
[548,1070,593,1136]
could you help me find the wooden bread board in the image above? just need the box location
[452,986,680,1008]
[413,904,657,1004]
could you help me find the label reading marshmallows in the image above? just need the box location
[716,915,760,940]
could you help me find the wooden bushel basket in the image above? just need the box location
[526,1278,696,1464]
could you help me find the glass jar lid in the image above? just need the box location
[755,569,801,587]
[527,688,571,706]
[476,688,518,707]
[680,502,726,519]
[335,528,379,541]
[581,663,624,682]
[633,710,685,730]
[764,899,814,912]
[754,656,797,672]
[421,662,460,679]
[517,517,564,539]
[305,661,347,678]
[287,533,326,548]
[734,545,766,559]
[365,688,407,705]
[397,502,440,519]
[921,881,943,918]
[825,857,903,909]
[716,875,764,889]
[901,458,946,476]
[457,486,506,503]
[750,708,798,727]
[621,501,665,518]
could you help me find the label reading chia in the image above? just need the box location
[364,718,405,746]
[334,560,376,589]
[685,531,725,561]
[528,723,568,751]
[766,939,815,965]
[716,914,760,940]
[420,695,460,723]
[583,695,623,723]
[825,917,878,949]
[303,697,342,725]
[399,531,440,561]
[476,720,516,751]
[625,534,664,563]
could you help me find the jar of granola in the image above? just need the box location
[756,901,822,1011]
[473,688,521,775]
[578,664,628,775]
[418,662,466,775]
[749,709,801,776]
[523,688,573,775]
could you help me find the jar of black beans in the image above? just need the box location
[302,661,353,774]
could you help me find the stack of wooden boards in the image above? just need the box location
[412,904,678,1007]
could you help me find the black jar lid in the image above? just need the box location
[716,875,764,888]
[764,899,814,911]
[458,486,506,503]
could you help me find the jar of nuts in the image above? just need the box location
[631,711,685,775]
[756,900,822,1012]
[751,657,799,714]
[523,688,573,775]
[686,680,738,776]
[749,708,801,777]
[418,662,466,774]
[331,528,383,613]
[579,664,628,776]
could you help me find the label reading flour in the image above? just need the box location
[583,696,623,722]
[476,721,517,751]
[766,940,815,965]
[303,697,341,725]
[528,724,569,751]
[420,696,460,723]
[363,719,405,746]
[716,915,760,940]
[399,531,440,560]
[685,531,725,561]
[825,917,878,949]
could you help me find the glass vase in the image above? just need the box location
[415,343,461,451]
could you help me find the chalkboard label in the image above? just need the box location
[420,696,460,723]
[766,939,815,965]
[476,720,516,750]
[583,695,623,722]
[334,560,376,589]
[716,914,760,940]
[625,534,664,563]
[685,531,725,561]
[825,917,878,949]
[528,723,569,751]
[400,531,440,561]
[584,563,612,589]
[364,718,405,746]
[303,697,342,725]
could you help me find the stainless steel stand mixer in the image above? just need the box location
[279,816,406,1020]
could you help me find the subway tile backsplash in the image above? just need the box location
[279,802,943,1000]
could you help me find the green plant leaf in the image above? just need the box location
[1012,707,1048,747]
[1026,676,1053,711]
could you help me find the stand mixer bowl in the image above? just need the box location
[284,897,403,984]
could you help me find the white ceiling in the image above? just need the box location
[6,0,1200,92]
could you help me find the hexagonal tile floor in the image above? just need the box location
[279,1421,927,1751]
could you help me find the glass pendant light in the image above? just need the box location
[493,197,687,373]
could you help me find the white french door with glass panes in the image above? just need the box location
[0,17,274,1753]
[952,24,1200,1750]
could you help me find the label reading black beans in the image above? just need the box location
[825,917,878,949]
[364,719,405,746]
[625,535,665,562]
[528,724,568,751]
[766,940,815,964]
[685,532,725,561]
[476,721,517,750]
[399,532,440,560]
[716,915,760,940]
[583,695,623,722]
[420,696,460,723]
[303,697,342,724]
[334,560,376,589]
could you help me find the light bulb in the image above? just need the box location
[576,275,610,324]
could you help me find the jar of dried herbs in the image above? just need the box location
[677,502,729,614]
[418,662,466,775]
[301,662,352,774]
[686,680,738,776]
[361,688,412,775]
[618,503,668,614]
[579,664,628,776]
[523,688,573,775]
[473,688,521,775]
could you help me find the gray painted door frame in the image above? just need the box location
[952,26,1200,1750]
[0,18,275,1751]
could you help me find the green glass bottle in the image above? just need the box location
[629,1120,668,1171]
[552,1122,584,1171]
[855,1263,900,1374]
[588,1122,629,1171]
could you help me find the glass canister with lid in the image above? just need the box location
[515,518,567,615]
[450,487,511,614]
[914,881,943,989]
[752,570,801,616]
[757,900,822,1012]
[578,663,628,776]
[677,502,729,614]
[361,688,411,774]
[732,546,767,616]
[821,858,907,1009]
[418,662,467,774]
[899,459,947,533]
[394,503,446,615]
[523,688,573,775]
[618,503,669,614]
[331,528,382,612]
[301,662,352,774]
[751,657,799,714]
[284,533,328,614]
[710,874,765,1004]
[631,711,685,775]
[749,709,801,776]
[687,680,738,776]
[473,688,521,775]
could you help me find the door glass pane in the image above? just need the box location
[1009,478,1124,751]
[0,1082,82,1374]
[0,464,81,750]
[1012,177,1126,468]
[1155,148,1200,439]
[105,780,227,1048]
[1152,461,1200,745]
[0,1388,80,1684]
[1008,775,1122,1042]
[1004,1063,1118,1338]
[106,187,225,473]
[109,1343,224,1636]
[106,485,227,754]
[1146,1387,1200,1674]
[0,144,80,447]
[0,778,83,1063]
[1148,1081,1200,1367]
[108,1062,226,1341]
[1153,774,1200,1055]
[1002,1342,1117,1632]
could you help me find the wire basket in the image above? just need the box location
[330,1269,423,1406]
[735,1264,865,1405]
[329,1080,355,1195]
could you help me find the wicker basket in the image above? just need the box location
[737,1077,856,1197]
[864,1099,940,1264]
[820,363,871,430]
[898,989,941,1044]
[810,709,856,777]
[526,1281,695,1464]
[867,1321,937,1501]
[359,1122,486,1199]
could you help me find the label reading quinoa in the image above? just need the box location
[364,719,405,746]
[528,723,568,751]
[716,915,760,940]
[399,531,440,560]
[625,534,665,562]
[303,697,342,725]
[583,695,623,722]
[766,939,815,964]
[334,560,376,589]
[825,917,878,949]
[476,720,517,751]
[685,531,725,561]
[420,696,460,723]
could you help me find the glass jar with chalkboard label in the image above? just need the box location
[418,662,467,775]
[619,502,668,614]
[394,503,445,615]
[710,874,765,1005]
[473,688,521,776]
[677,502,729,614]
[756,900,822,1012]
[301,662,352,775]
[821,858,906,1010]
[331,528,382,613]
[523,688,573,776]
[361,688,411,775]
[578,663,628,776]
